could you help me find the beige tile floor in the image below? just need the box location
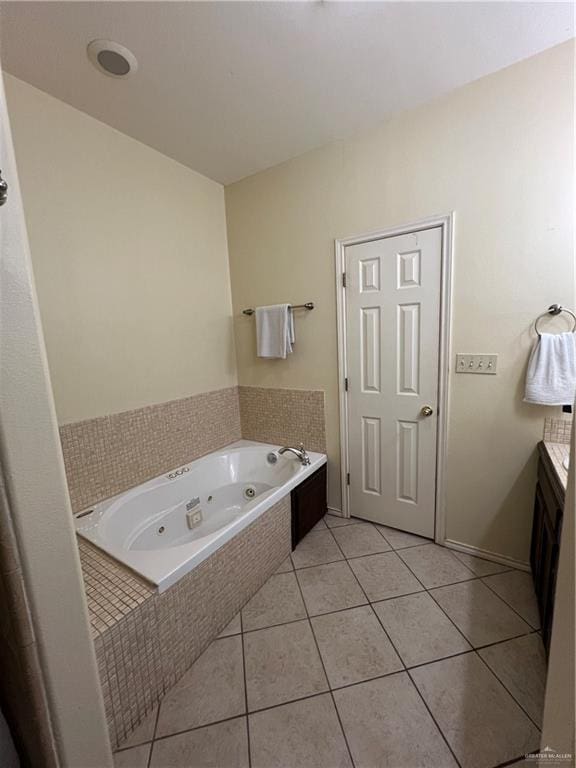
[114,515,546,768]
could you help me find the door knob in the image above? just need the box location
[421,405,434,417]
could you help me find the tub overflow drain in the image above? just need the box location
[244,485,257,500]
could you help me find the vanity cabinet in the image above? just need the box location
[530,443,565,654]
[291,464,327,548]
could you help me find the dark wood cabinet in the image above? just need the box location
[530,443,565,654]
[291,464,327,548]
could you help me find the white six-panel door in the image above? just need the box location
[344,227,442,537]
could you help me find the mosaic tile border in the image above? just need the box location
[239,385,326,453]
[78,539,155,637]
[543,416,573,444]
[61,387,241,512]
[61,385,326,513]
[92,496,291,748]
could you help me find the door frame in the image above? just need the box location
[335,213,454,544]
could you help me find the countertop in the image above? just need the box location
[541,441,569,496]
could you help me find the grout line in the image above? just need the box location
[248,689,338,718]
[394,550,478,588]
[473,628,540,653]
[149,712,256,747]
[491,756,530,767]
[371,547,429,591]
[345,549,470,577]
[481,577,540,630]
[151,697,161,741]
[403,649,473,672]
[114,695,163,757]
[324,517,365,529]
[291,524,434,571]
[368,588,426,605]
[424,584,499,650]
[371,521,432,551]
[292,555,346,571]
[474,648,543,731]
[421,582,535,651]
[290,544,357,768]
[146,703,162,767]
[450,549,514,577]
[382,541,431,551]
[415,574,478,590]
[387,549,477,656]
[328,542,411,676]
[239,610,252,768]
[291,544,434,571]
[405,667,464,768]
[328,516,433,552]
[439,547,485,579]
[242,615,306,634]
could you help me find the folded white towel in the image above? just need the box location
[255,304,295,359]
[524,332,576,405]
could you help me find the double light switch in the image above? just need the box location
[455,353,498,374]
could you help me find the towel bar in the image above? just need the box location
[242,302,314,316]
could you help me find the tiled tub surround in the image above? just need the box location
[83,495,291,748]
[238,386,326,452]
[61,384,326,748]
[60,385,326,513]
[114,516,546,768]
[76,441,326,591]
[60,387,242,512]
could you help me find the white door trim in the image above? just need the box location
[335,213,454,544]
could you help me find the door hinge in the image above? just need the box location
[346,472,350,486]
[342,272,347,288]
[344,377,348,392]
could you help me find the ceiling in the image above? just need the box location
[1,2,573,185]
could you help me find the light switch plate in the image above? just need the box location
[455,353,498,374]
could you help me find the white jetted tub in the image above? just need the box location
[75,440,326,591]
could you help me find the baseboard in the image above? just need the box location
[443,538,531,573]
[327,506,345,518]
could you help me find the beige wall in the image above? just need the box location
[5,74,237,425]
[226,42,575,562]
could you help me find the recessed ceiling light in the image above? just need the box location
[87,40,138,78]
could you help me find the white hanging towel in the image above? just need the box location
[255,304,295,359]
[524,332,576,405]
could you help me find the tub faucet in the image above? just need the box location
[278,443,311,466]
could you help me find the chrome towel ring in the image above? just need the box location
[534,304,576,336]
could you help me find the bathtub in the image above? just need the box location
[75,440,326,591]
